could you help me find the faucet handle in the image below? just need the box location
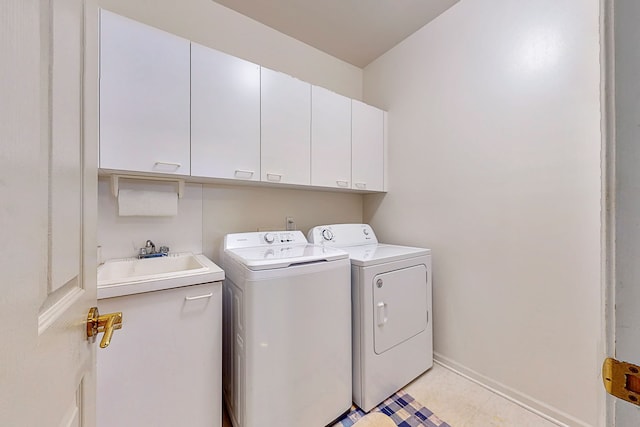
[159,246,170,254]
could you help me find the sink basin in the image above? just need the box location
[98,253,207,284]
[98,253,225,299]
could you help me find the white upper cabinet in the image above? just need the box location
[260,68,311,186]
[99,10,190,175]
[352,100,385,191]
[311,86,352,189]
[191,44,260,181]
[98,11,387,192]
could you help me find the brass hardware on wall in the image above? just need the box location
[87,307,123,348]
[602,357,640,405]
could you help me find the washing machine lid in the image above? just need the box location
[225,244,348,270]
[342,243,430,267]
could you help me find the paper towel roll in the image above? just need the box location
[118,189,178,216]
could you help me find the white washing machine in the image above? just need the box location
[222,230,352,427]
[308,224,433,412]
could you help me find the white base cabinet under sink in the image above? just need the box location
[97,281,222,427]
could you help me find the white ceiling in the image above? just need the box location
[211,0,460,68]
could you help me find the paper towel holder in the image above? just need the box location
[110,174,185,199]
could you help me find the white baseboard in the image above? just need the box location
[434,353,593,427]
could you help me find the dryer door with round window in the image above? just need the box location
[373,264,428,354]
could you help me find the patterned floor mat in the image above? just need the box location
[334,390,451,427]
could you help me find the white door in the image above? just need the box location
[97,283,222,426]
[261,67,311,185]
[0,0,101,425]
[311,85,352,189]
[191,43,261,181]
[373,265,428,354]
[352,100,384,191]
[99,10,191,175]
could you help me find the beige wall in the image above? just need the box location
[362,0,603,425]
[98,0,363,99]
[96,1,365,262]
[96,178,363,264]
[95,0,606,424]
[97,178,205,261]
[202,185,363,264]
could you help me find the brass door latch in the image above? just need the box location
[87,307,123,348]
[602,357,640,405]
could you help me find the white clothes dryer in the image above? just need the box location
[222,230,352,427]
[308,224,432,412]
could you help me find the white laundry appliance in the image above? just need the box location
[308,224,432,412]
[222,230,352,427]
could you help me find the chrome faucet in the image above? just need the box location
[138,240,169,259]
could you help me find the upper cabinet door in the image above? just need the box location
[191,44,260,181]
[352,100,384,191]
[311,86,352,189]
[261,68,311,186]
[99,10,190,175]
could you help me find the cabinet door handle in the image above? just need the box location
[234,169,254,178]
[185,292,213,301]
[336,180,349,187]
[153,161,182,172]
[354,182,367,189]
[266,173,282,182]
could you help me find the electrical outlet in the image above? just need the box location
[286,216,295,231]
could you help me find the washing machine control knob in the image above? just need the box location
[322,229,334,241]
[264,233,275,244]
[363,228,369,236]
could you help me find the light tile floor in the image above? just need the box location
[221,362,560,427]
[405,363,560,427]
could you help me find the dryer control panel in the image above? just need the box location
[308,224,378,247]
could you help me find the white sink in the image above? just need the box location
[98,253,225,299]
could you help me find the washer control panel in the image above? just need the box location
[224,230,308,249]
[263,231,298,244]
